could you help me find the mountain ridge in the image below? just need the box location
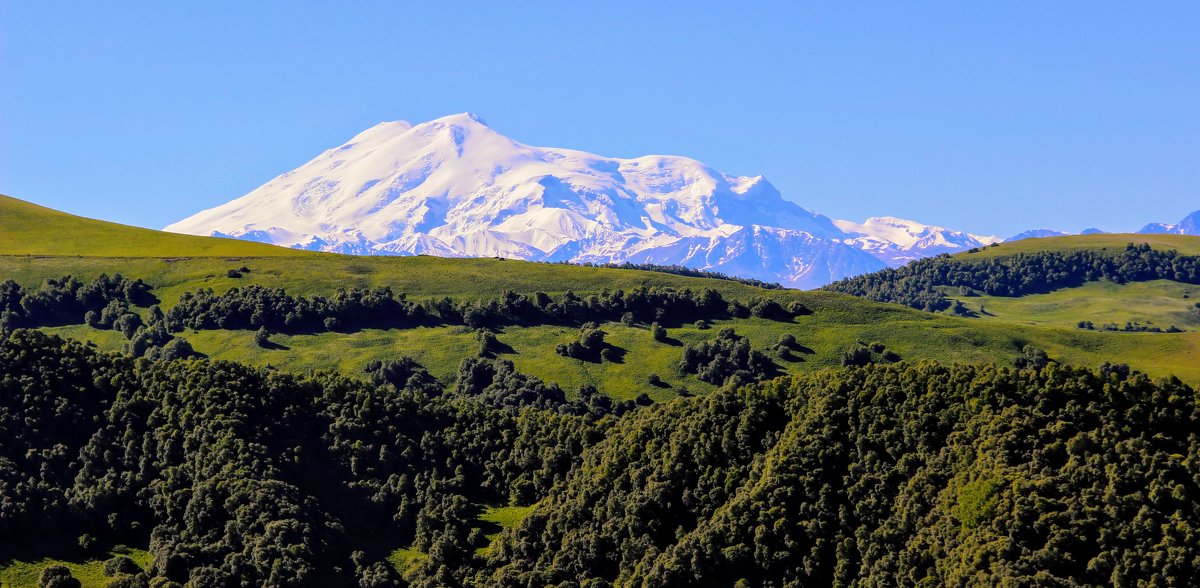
[164,113,999,287]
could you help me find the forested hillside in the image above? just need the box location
[2,329,1197,586]
[824,242,1200,311]
[4,196,1200,587]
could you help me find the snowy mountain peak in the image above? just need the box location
[833,216,999,265]
[1139,210,1200,235]
[166,114,991,288]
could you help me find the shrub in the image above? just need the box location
[39,565,79,588]
[651,322,668,342]
[104,555,141,577]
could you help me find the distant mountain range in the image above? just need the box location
[1005,211,1200,243]
[165,113,1192,287]
[165,113,1000,288]
[1139,211,1200,235]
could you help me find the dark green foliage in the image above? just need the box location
[0,330,609,587]
[650,321,667,341]
[826,242,1200,310]
[555,323,610,361]
[0,274,152,328]
[475,328,501,357]
[104,555,141,577]
[5,299,1199,586]
[840,344,874,367]
[484,362,1200,587]
[679,328,776,386]
[167,285,426,333]
[841,341,898,366]
[107,574,150,588]
[254,326,270,347]
[38,565,80,588]
[1013,344,1050,370]
[165,284,742,336]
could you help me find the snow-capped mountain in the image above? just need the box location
[834,217,999,265]
[166,113,991,288]
[1139,210,1200,235]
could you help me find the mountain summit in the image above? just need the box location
[166,114,995,287]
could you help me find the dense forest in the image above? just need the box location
[3,325,1197,586]
[824,243,1200,310]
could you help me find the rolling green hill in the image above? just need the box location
[946,279,1200,330]
[4,194,1200,586]
[962,232,1200,257]
[0,194,311,258]
[4,193,1200,389]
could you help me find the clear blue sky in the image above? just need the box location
[2,1,1196,237]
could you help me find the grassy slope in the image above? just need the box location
[0,548,149,588]
[7,193,1200,390]
[948,280,1200,330]
[7,196,1200,578]
[0,194,311,258]
[960,233,1200,258]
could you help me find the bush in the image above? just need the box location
[108,574,150,588]
[679,329,776,385]
[77,533,96,551]
[39,565,80,588]
[651,322,668,342]
[556,324,608,361]
[225,269,242,278]
[104,555,141,577]
[841,345,874,367]
[1013,345,1050,370]
[254,326,270,348]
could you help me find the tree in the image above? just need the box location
[651,322,667,342]
[38,565,80,588]
[254,326,270,348]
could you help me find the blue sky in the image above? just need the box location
[1,1,1196,237]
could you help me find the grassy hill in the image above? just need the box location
[0,194,311,258]
[4,194,1200,392]
[961,232,1200,258]
[4,194,1200,586]
[946,279,1200,330]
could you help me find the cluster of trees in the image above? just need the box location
[0,274,152,330]
[484,360,1200,587]
[1077,320,1183,333]
[163,284,802,336]
[0,329,630,587]
[0,274,196,361]
[4,325,1198,586]
[166,285,427,333]
[554,323,616,362]
[678,327,778,387]
[825,243,1200,311]
[839,340,900,366]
